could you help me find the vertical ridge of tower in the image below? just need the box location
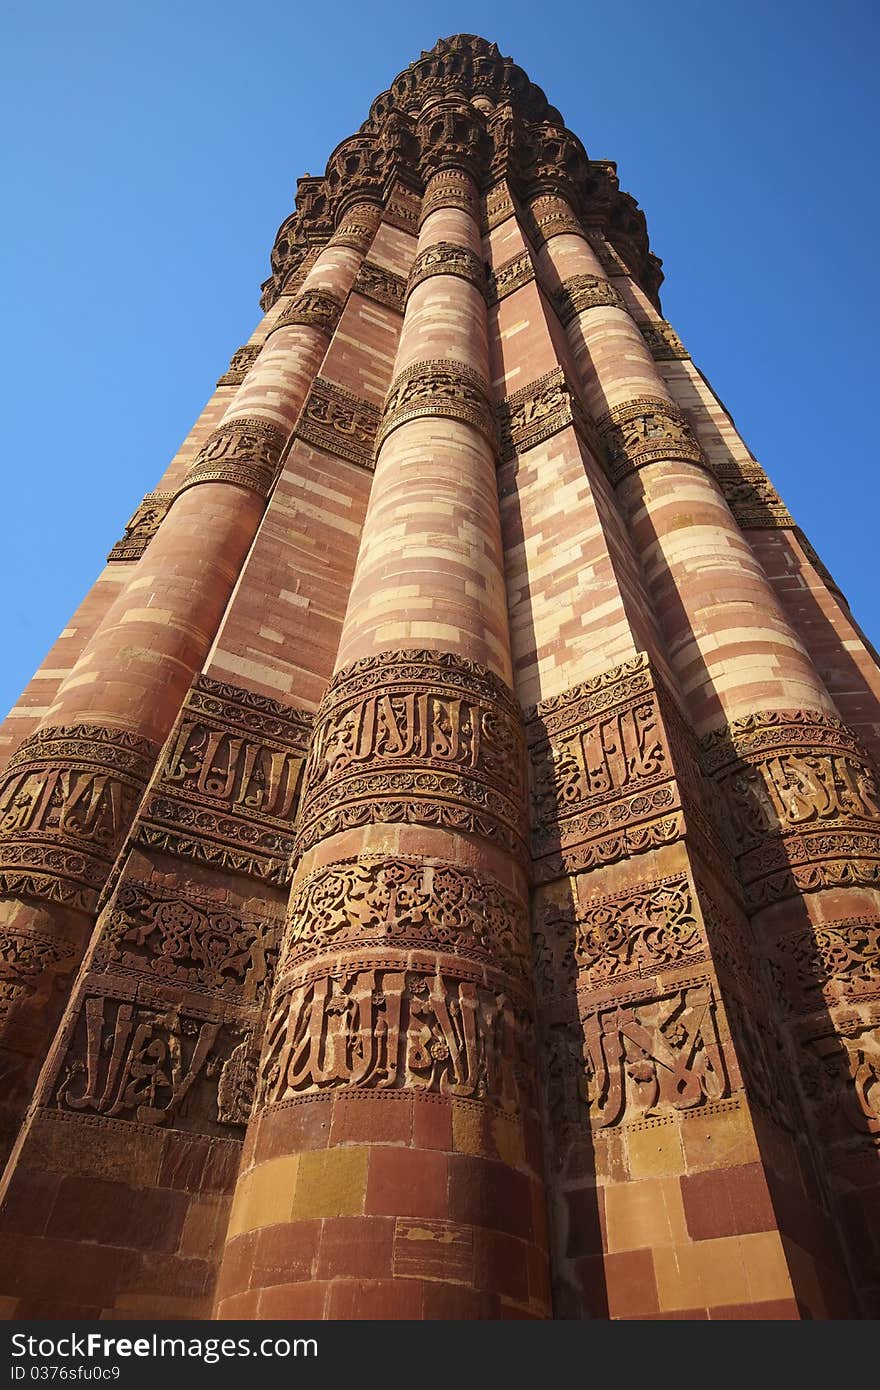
[1,34,879,1321]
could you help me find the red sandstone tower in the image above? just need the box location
[1,35,879,1321]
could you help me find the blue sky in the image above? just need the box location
[2,1,878,719]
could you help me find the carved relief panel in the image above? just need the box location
[136,676,313,884]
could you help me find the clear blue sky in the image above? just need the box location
[2,1,878,720]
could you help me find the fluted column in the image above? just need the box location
[0,206,381,1162]
[214,163,550,1320]
[530,188,880,1314]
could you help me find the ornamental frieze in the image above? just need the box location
[0,725,159,911]
[295,376,381,471]
[0,928,77,1025]
[524,195,583,247]
[216,343,262,386]
[637,319,689,361]
[106,490,173,563]
[596,395,706,485]
[485,249,534,306]
[135,675,313,884]
[525,653,688,878]
[51,986,259,1132]
[536,875,708,995]
[715,460,794,529]
[585,234,631,277]
[258,962,533,1109]
[177,416,288,500]
[281,855,530,981]
[353,259,406,311]
[768,918,880,1016]
[93,878,280,1005]
[268,287,345,337]
[581,979,729,1128]
[296,649,528,858]
[419,168,480,221]
[482,181,517,231]
[378,359,497,453]
[552,274,625,325]
[496,367,601,462]
[329,214,380,253]
[383,190,421,234]
[406,240,488,301]
[797,1004,880,1151]
[701,708,880,907]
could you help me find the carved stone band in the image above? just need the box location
[377,359,497,453]
[267,287,345,338]
[637,319,689,361]
[107,491,173,563]
[701,708,880,909]
[486,249,534,306]
[330,216,380,253]
[553,274,625,325]
[526,653,688,881]
[596,395,706,485]
[0,724,159,911]
[406,240,488,302]
[353,259,406,311]
[496,367,601,463]
[296,648,529,858]
[281,854,531,984]
[134,674,313,885]
[483,182,516,232]
[295,377,381,471]
[258,953,535,1109]
[525,195,584,247]
[217,343,262,386]
[715,461,795,530]
[176,416,288,500]
[419,169,480,223]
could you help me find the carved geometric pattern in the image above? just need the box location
[378,359,497,453]
[295,648,529,859]
[329,215,380,253]
[524,195,583,247]
[702,708,880,908]
[483,181,516,232]
[353,259,407,311]
[526,654,685,881]
[295,376,381,471]
[0,725,159,911]
[177,416,288,500]
[536,875,708,996]
[106,491,174,563]
[496,367,601,463]
[486,249,534,306]
[418,169,480,222]
[596,395,706,485]
[281,854,530,981]
[553,274,625,325]
[714,460,795,529]
[269,288,345,337]
[383,191,421,234]
[216,344,262,386]
[93,878,280,1005]
[134,675,313,884]
[406,241,488,301]
[0,928,78,1024]
[585,234,631,276]
[637,319,689,361]
[769,917,880,1016]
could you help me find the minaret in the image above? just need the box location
[1,35,879,1321]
